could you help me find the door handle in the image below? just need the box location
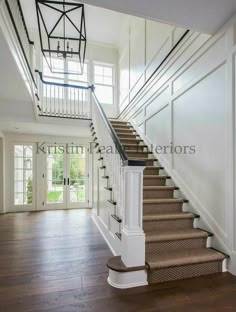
[67,178,70,185]
[64,178,66,185]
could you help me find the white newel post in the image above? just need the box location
[107,165,147,289]
[121,166,146,267]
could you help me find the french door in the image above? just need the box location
[45,145,88,209]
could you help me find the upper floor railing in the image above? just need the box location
[36,71,92,119]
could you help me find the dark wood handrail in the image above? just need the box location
[17,0,34,45]
[35,70,93,90]
[91,91,145,166]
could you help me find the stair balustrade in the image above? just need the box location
[91,91,146,271]
[35,71,92,119]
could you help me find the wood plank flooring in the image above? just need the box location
[0,209,235,311]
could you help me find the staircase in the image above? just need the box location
[100,119,228,284]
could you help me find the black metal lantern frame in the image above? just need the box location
[35,0,87,75]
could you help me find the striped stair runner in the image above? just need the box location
[109,119,227,284]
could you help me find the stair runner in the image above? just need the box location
[94,120,228,284]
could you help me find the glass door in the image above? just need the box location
[13,144,34,212]
[45,146,67,210]
[67,147,88,208]
[45,144,88,210]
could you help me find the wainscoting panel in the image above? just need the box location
[173,64,227,237]
[173,34,227,93]
[122,24,236,262]
[146,104,172,167]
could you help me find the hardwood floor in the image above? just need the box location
[0,209,235,312]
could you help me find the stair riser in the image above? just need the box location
[125,147,148,153]
[111,122,129,126]
[144,178,167,186]
[146,237,207,255]
[143,189,174,199]
[148,261,223,284]
[143,219,194,233]
[126,152,150,159]
[117,134,139,139]
[119,139,142,144]
[114,129,134,133]
[143,202,183,214]
[144,168,161,175]
[112,126,131,130]
[143,160,155,166]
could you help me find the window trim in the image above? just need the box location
[10,142,36,212]
[93,62,115,105]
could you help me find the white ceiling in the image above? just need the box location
[80,0,236,34]
[20,0,128,47]
[0,119,91,137]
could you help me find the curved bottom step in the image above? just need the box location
[146,248,227,284]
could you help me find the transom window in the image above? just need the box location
[94,63,114,105]
[43,58,89,86]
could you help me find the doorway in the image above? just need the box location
[11,142,89,212]
[45,144,88,210]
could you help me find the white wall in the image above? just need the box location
[4,133,93,213]
[118,17,187,114]
[119,17,236,275]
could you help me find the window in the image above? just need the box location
[94,64,114,105]
[43,58,88,85]
[68,61,88,86]
[43,58,89,100]
[14,145,33,206]
[43,58,64,82]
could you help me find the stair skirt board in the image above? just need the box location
[96,119,228,287]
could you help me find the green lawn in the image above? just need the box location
[47,191,62,202]
[47,191,85,202]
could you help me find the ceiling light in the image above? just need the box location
[35,0,87,75]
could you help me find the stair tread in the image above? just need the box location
[143,212,195,221]
[146,248,225,269]
[143,198,186,204]
[128,158,156,162]
[144,175,170,179]
[122,144,148,147]
[115,128,134,131]
[143,186,177,190]
[110,120,128,123]
[128,152,153,155]
[146,228,209,242]
[120,138,143,141]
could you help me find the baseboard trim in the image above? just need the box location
[92,213,120,256]
[107,269,148,289]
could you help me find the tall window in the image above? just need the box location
[94,63,114,105]
[68,60,88,86]
[14,145,33,206]
[43,58,89,101]
[43,58,64,83]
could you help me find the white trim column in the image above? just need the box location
[121,166,145,267]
